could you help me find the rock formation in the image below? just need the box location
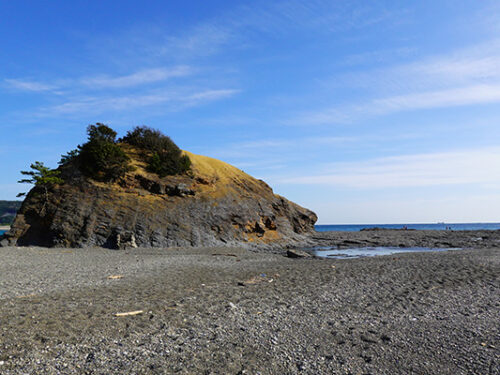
[1,148,317,249]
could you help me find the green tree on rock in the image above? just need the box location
[17,161,64,213]
[78,123,132,181]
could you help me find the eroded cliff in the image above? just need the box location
[1,149,317,249]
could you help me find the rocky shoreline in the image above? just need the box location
[311,228,500,250]
[0,230,498,374]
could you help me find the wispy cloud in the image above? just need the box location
[311,193,500,224]
[5,66,193,93]
[333,39,500,92]
[107,0,408,62]
[36,88,239,117]
[291,39,500,125]
[372,84,500,112]
[81,66,192,88]
[232,1,407,36]
[4,79,58,92]
[280,147,500,189]
[209,136,357,160]
[183,89,240,103]
[294,83,500,125]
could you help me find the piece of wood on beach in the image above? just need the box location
[238,274,269,286]
[16,293,37,299]
[211,253,238,257]
[107,275,123,279]
[115,310,144,317]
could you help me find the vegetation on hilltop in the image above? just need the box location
[57,123,191,181]
[76,124,133,182]
[16,124,192,202]
[121,126,191,177]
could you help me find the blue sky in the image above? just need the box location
[1,0,500,224]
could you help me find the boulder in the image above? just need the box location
[286,249,314,258]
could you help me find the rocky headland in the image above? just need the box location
[1,125,316,249]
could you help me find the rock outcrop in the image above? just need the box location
[1,149,317,249]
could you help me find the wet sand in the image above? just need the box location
[0,231,498,374]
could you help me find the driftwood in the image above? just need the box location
[115,310,144,317]
[211,253,238,257]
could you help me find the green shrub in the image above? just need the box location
[121,126,191,177]
[148,150,192,177]
[121,126,178,152]
[77,124,132,182]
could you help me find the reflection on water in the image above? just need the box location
[311,246,462,259]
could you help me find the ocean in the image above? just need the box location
[2,223,500,237]
[315,223,500,232]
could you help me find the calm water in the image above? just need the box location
[315,223,500,232]
[312,246,463,259]
[0,230,5,236]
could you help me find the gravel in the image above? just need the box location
[0,233,499,374]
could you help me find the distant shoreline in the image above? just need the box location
[0,225,10,231]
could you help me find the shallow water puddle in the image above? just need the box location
[311,246,463,259]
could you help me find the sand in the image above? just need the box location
[0,231,498,374]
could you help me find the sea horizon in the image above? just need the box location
[315,222,500,232]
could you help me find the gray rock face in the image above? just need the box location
[1,152,317,249]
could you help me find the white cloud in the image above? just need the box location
[81,66,192,88]
[36,88,239,117]
[4,79,57,92]
[334,39,500,91]
[293,83,500,125]
[183,89,240,103]
[4,66,193,94]
[233,1,407,35]
[372,84,500,112]
[293,39,500,125]
[311,194,500,224]
[280,147,500,189]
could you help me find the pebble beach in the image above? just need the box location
[0,230,498,374]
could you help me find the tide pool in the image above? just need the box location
[311,246,463,259]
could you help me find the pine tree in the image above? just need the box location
[17,161,64,213]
